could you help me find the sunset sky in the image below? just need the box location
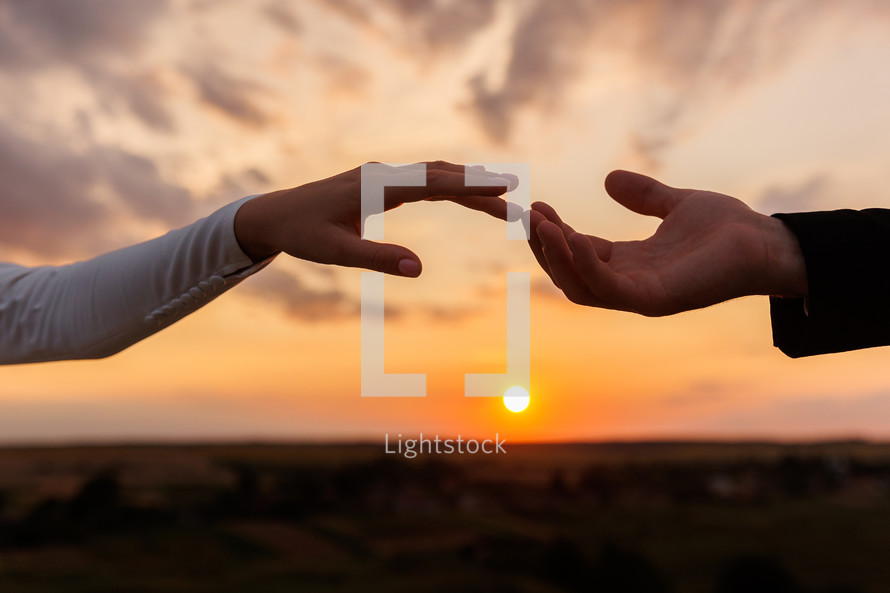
[3,0,890,443]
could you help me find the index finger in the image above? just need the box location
[408,161,520,190]
[382,169,514,209]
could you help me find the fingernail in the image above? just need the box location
[398,258,420,277]
[505,202,524,222]
[491,176,511,189]
[500,173,519,191]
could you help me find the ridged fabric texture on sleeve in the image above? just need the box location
[0,197,273,365]
[769,209,890,357]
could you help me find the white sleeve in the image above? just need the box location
[0,196,274,365]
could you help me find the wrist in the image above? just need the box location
[234,194,282,262]
[762,215,808,298]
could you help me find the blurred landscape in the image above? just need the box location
[1,441,889,592]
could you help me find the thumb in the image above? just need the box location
[604,170,689,219]
[336,235,423,277]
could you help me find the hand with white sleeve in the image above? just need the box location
[234,161,518,277]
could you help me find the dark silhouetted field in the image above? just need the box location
[1,441,888,592]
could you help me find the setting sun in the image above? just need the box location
[503,386,530,413]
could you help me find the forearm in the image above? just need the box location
[0,197,273,365]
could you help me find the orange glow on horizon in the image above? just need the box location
[3,2,890,442]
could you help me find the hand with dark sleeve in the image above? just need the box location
[530,168,890,357]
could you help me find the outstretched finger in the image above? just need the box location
[398,160,519,189]
[423,161,520,191]
[531,201,613,260]
[567,233,636,313]
[433,194,524,221]
[537,221,604,307]
[532,202,576,237]
[382,169,512,209]
[527,209,556,286]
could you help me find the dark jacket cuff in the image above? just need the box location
[770,209,890,357]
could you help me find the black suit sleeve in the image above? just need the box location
[769,209,890,357]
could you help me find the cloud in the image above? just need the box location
[238,267,360,322]
[91,147,194,226]
[619,0,804,167]
[769,392,890,433]
[0,0,167,69]
[0,124,109,257]
[530,277,564,300]
[755,176,831,215]
[238,267,490,324]
[468,0,599,141]
[203,168,275,209]
[88,67,177,133]
[385,0,498,52]
[0,123,195,258]
[245,168,272,186]
[314,0,821,151]
[708,390,890,438]
[317,53,371,99]
[0,0,178,133]
[319,0,497,51]
[183,63,269,126]
[0,0,200,258]
[422,304,480,323]
[318,0,371,25]
[658,380,744,407]
[264,2,302,34]
[464,0,880,157]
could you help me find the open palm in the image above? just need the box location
[529,170,808,316]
